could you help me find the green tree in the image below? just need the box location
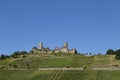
[85,53,88,56]
[115,49,120,60]
[106,49,114,55]
[11,51,19,58]
[0,54,9,60]
[0,54,5,60]
[89,53,92,55]
[11,51,28,58]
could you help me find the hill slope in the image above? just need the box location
[0,54,120,69]
[0,70,120,80]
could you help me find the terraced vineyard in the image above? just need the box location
[1,54,115,69]
[0,55,95,69]
[0,54,120,80]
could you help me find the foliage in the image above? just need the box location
[106,49,115,55]
[0,54,10,60]
[13,64,18,68]
[106,49,120,60]
[10,51,28,58]
[115,49,120,60]
[0,54,6,60]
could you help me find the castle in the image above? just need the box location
[31,42,77,54]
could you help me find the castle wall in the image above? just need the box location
[68,49,76,54]
[47,50,54,54]
[31,42,77,54]
[54,50,60,53]
[61,48,68,53]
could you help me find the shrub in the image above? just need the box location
[13,64,18,68]
[9,64,12,66]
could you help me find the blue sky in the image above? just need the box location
[0,0,120,55]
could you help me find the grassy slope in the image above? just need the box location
[0,55,95,69]
[0,70,120,80]
[0,54,120,80]
[0,54,120,69]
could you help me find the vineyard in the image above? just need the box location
[1,54,119,69]
[0,54,120,80]
[0,70,120,80]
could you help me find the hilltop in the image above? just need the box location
[0,42,120,70]
[0,42,120,80]
[1,53,120,80]
[0,53,120,70]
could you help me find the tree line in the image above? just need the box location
[0,51,28,60]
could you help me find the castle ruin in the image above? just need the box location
[31,42,77,54]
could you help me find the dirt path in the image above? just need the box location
[7,67,120,71]
[38,67,120,71]
[92,67,120,70]
[38,68,83,70]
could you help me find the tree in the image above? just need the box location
[85,53,88,56]
[11,51,19,58]
[106,49,114,55]
[0,54,10,60]
[0,54,5,60]
[20,51,28,55]
[115,49,120,60]
[89,53,92,55]
[11,51,28,58]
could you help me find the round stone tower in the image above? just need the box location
[38,42,43,49]
[63,42,68,48]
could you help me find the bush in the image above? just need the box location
[11,51,28,58]
[106,49,115,55]
[9,64,12,66]
[13,64,18,68]
[0,54,10,60]
[115,49,120,60]
[66,65,70,68]
[22,55,26,58]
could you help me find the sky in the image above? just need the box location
[0,0,120,55]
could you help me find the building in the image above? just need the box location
[31,42,77,54]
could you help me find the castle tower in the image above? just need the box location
[60,42,68,53]
[63,42,68,48]
[38,42,43,49]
